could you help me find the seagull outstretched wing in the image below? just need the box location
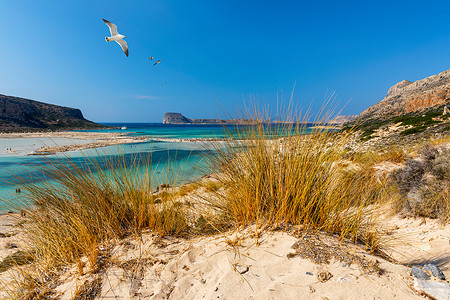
[116,39,129,57]
[103,19,118,35]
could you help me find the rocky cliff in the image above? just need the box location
[359,69,450,123]
[0,94,107,132]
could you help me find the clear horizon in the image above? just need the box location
[1,1,450,122]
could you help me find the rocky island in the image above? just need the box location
[163,112,256,125]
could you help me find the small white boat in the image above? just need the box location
[121,126,127,130]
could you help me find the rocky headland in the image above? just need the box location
[358,69,450,124]
[0,94,108,132]
[343,69,450,149]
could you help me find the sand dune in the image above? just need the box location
[1,213,449,299]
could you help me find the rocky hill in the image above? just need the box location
[0,94,107,132]
[359,69,450,123]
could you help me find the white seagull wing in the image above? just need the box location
[116,39,129,57]
[103,19,118,36]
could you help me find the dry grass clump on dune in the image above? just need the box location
[14,153,188,270]
[202,108,389,253]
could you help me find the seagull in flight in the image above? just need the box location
[103,19,128,57]
[154,59,162,66]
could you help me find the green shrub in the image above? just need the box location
[400,126,427,135]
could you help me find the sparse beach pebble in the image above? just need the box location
[424,264,446,281]
[411,266,430,280]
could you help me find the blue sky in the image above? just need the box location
[1,1,450,122]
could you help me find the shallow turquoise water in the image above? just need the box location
[0,123,315,212]
[0,123,228,212]
[83,123,235,139]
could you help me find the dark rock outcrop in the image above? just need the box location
[0,94,107,132]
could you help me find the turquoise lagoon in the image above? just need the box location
[0,123,232,212]
[0,123,315,212]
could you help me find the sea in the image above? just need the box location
[0,123,314,212]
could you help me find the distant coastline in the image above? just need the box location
[162,112,355,126]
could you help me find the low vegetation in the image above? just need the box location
[392,144,450,222]
[345,104,450,141]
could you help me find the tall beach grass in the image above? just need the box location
[12,150,189,269]
[201,105,389,252]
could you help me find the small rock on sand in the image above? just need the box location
[411,266,430,280]
[423,263,446,281]
[414,278,450,300]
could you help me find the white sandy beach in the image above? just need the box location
[0,131,230,156]
[0,131,147,156]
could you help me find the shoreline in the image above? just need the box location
[0,131,127,139]
[0,131,234,156]
[0,131,144,155]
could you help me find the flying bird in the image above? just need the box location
[149,56,154,60]
[154,59,162,66]
[160,81,166,88]
[103,19,128,57]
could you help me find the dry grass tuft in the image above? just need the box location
[0,250,34,273]
[73,276,102,300]
[14,151,189,271]
[346,146,408,166]
[202,105,389,253]
[4,265,60,300]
